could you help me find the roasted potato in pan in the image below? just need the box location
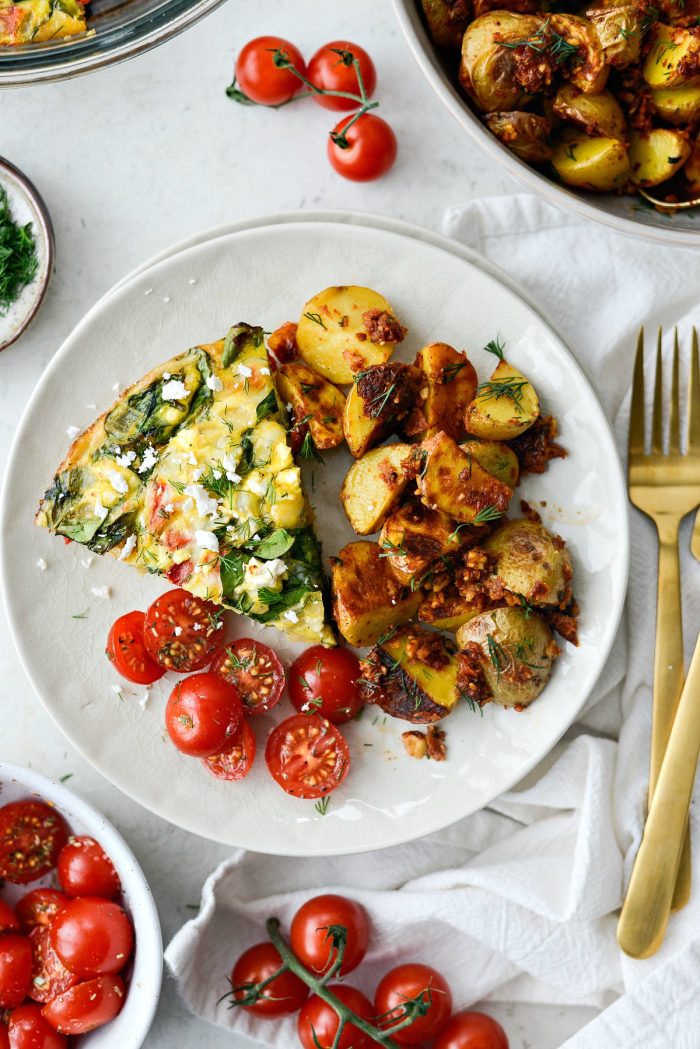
[344,362,421,458]
[548,13,608,93]
[484,518,573,608]
[651,84,700,126]
[461,438,520,488]
[465,353,539,441]
[379,498,467,587]
[484,111,553,163]
[643,24,700,90]
[331,541,422,648]
[552,84,626,138]
[340,443,414,535]
[296,286,406,385]
[418,431,513,524]
[550,132,630,192]
[587,4,642,69]
[276,360,345,451]
[460,12,543,112]
[405,343,478,441]
[628,128,691,187]
[360,626,462,723]
[421,0,471,49]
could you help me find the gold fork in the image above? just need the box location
[622,328,700,930]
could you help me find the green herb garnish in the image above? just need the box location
[0,186,39,316]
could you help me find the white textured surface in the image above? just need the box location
[0,1,595,1045]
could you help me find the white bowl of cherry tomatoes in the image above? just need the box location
[0,762,162,1049]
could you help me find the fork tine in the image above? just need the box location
[669,328,680,453]
[629,328,646,461]
[651,328,664,454]
[689,328,700,453]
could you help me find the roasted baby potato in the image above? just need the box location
[331,541,422,647]
[419,588,483,632]
[460,12,543,112]
[551,131,630,191]
[643,24,700,89]
[549,13,608,93]
[344,363,420,458]
[651,84,700,125]
[552,84,626,137]
[465,355,539,441]
[628,128,691,187]
[484,112,553,163]
[456,606,558,708]
[421,0,471,49]
[360,626,462,723]
[276,360,345,450]
[296,286,405,385]
[586,4,642,69]
[405,343,478,441]
[461,438,520,487]
[417,431,513,524]
[685,138,700,190]
[340,443,414,535]
[484,518,573,607]
[379,499,467,587]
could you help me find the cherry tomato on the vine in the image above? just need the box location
[0,901,18,934]
[16,890,69,932]
[231,942,308,1017]
[433,1011,510,1049]
[165,673,242,758]
[290,894,369,976]
[0,801,68,885]
[265,714,350,800]
[50,898,133,979]
[375,963,452,1045]
[236,35,306,106]
[0,934,32,1008]
[203,718,256,781]
[307,41,377,111]
[328,113,397,182]
[106,610,165,685]
[289,646,363,724]
[41,975,125,1035]
[57,837,120,900]
[144,589,223,673]
[211,639,285,715]
[7,1004,67,1049]
[297,984,375,1049]
[27,926,78,1005]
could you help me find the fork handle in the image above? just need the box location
[651,518,690,912]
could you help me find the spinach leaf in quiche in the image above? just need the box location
[255,388,279,423]
[222,323,265,368]
[253,528,295,560]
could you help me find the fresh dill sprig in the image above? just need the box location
[473,505,504,525]
[0,186,39,316]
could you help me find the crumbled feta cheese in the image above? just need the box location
[195,529,219,552]
[183,484,219,519]
[260,367,270,375]
[164,503,174,514]
[111,684,122,695]
[183,498,194,512]
[66,425,80,439]
[144,288,153,297]
[173,625,183,636]
[94,498,109,522]
[163,296,171,304]
[91,586,111,599]
[85,403,97,412]
[212,469,222,480]
[246,474,268,497]
[161,379,188,401]
[237,364,253,379]
[111,381,121,393]
[187,452,198,466]
[241,557,288,598]
[107,470,129,496]
[118,534,137,561]
[192,466,204,481]
[283,609,299,623]
[116,449,137,468]
[36,558,47,571]
[193,623,202,631]
[138,445,158,474]
[188,278,197,285]
[163,372,171,379]
[139,689,151,711]
[206,375,224,392]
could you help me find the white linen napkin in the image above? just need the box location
[166,195,700,1048]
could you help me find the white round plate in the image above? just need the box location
[1,216,628,855]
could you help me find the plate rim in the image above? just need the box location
[0,211,630,854]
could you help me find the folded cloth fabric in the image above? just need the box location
[166,195,700,1048]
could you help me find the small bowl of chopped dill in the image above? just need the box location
[0,156,54,352]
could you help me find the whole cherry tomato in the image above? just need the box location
[16,891,69,932]
[265,714,350,799]
[375,963,452,1045]
[106,610,165,685]
[328,113,397,182]
[0,802,68,885]
[236,36,306,106]
[290,895,369,976]
[0,1022,7,1049]
[40,975,125,1035]
[211,639,285,715]
[144,589,223,672]
[307,41,377,111]
[0,934,32,1008]
[0,901,18,934]
[297,984,375,1049]
[50,898,133,978]
[165,673,242,758]
[289,646,363,724]
[7,1004,66,1049]
[433,1011,510,1049]
[27,927,78,1005]
[231,942,308,1017]
[57,837,120,899]
[203,718,256,781]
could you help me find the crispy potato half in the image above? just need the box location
[628,128,691,187]
[461,438,520,487]
[418,431,513,524]
[331,541,422,647]
[460,12,542,112]
[379,498,466,587]
[651,84,700,126]
[586,4,642,69]
[407,343,478,441]
[484,112,553,163]
[340,443,414,535]
[422,0,471,49]
[344,363,420,459]
[361,626,462,723]
[419,588,483,632]
[643,24,700,90]
[550,131,630,191]
[296,286,406,385]
[276,360,345,450]
[484,518,573,607]
[552,84,626,137]
[466,357,539,441]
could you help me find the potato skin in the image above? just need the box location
[587,4,642,69]
[417,431,513,524]
[276,360,345,450]
[552,85,626,137]
[344,363,420,459]
[466,358,540,441]
[422,0,471,49]
[651,84,700,125]
[484,112,553,163]
[408,343,478,441]
[297,286,405,385]
[460,12,542,112]
[628,128,691,187]
[419,588,483,631]
[361,626,462,723]
[456,606,557,708]
[331,541,422,647]
[340,443,414,535]
[379,498,467,586]
[484,518,573,607]
[550,132,630,191]
[549,13,608,94]
[643,24,700,89]
[461,438,520,487]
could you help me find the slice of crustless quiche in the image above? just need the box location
[0,0,87,45]
[36,324,335,646]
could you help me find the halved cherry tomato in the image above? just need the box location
[27,927,78,1005]
[165,673,242,758]
[8,1004,66,1049]
[16,890,69,931]
[298,984,375,1049]
[235,36,306,106]
[375,963,452,1045]
[265,714,350,800]
[106,610,165,685]
[0,934,32,1008]
[433,1011,510,1049]
[41,975,125,1035]
[211,639,285,715]
[203,719,256,781]
[328,113,397,182]
[307,41,377,111]
[289,646,363,724]
[50,898,133,979]
[0,802,68,885]
[57,837,120,900]
[290,894,369,977]
[231,941,308,1017]
[0,901,18,934]
[144,589,223,672]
